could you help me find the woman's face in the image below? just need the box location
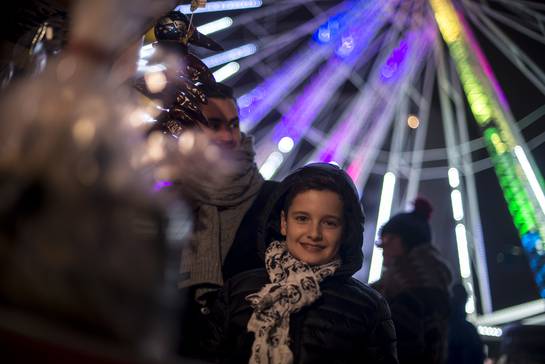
[376,233,406,267]
[281,189,344,266]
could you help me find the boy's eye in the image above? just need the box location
[228,120,239,129]
[323,219,340,228]
[294,215,309,223]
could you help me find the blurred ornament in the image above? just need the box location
[154,10,223,51]
[190,0,207,12]
[136,9,224,138]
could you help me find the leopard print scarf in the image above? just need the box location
[246,241,340,364]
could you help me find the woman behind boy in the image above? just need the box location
[205,163,398,364]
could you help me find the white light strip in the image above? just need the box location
[197,17,233,35]
[139,44,155,58]
[477,326,503,337]
[451,189,464,221]
[514,145,545,216]
[455,223,471,279]
[466,295,476,314]
[448,167,460,188]
[522,313,545,325]
[137,63,167,73]
[212,62,240,82]
[476,299,545,326]
[259,151,283,180]
[203,43,257,68]
[368,172,396,283]
[176,1,263,14]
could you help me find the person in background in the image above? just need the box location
[447,283,485,364]
[206,163,398,364]
[373,198,452,364]
[176,82,278,359]
[497,324,545,364]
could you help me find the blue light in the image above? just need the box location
[522,231,540,251]
[313,16,342,44]
[522,231,545,298]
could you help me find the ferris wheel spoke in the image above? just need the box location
[236,1,348,76]
[487,0,545,12]
[470,1,545,45]
[463,0,545,97]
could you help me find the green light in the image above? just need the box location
[431,0,545,296]
[484,128,538,236]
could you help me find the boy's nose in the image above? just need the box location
[307,222,323,241]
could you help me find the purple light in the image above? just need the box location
[238,46,325,132]
[239,0,381,133]
[153,180,173,191]
[345,30,435,187]
[380,40,409,81]
[269,2,387,144]
[318,117,352,162]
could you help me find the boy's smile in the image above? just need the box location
[281,189,344,266]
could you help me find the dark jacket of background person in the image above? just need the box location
[373,200,452,364]
[497,325,545,364]
[205,163,399,364]
[447,283,485,364]
[177,180,279,359]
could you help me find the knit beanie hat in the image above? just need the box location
[380,197,433,250]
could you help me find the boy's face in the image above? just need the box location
[199,97,241,150]
[281,189,344,266]
[376,233,405,267]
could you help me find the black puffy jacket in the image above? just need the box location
[205,163,398,363]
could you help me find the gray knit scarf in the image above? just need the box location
[178,133,263,291]
[246,241,340,364]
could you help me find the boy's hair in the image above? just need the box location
[282,174,345,215]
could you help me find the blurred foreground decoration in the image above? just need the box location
[135,9,224,137]
[0,0,232,361]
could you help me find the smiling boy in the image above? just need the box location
[205,163,399,364]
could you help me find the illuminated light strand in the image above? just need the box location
[197,17,233,35]
[254,0,389,171]
[477,326,503,337]
[239,0,380,133]
[430,0,545,297]
[259,151,283,180]
[448,167,460,188]
[368,172,396,283]
[213,62,240,82]
[476,299,545,326]
[484,130,538,235]
[514,146,545,217]
[455,223,472,279]
[451,189,465,221]
[176,0,262,13]
[202,43,257,68]
[347,29,436,188]
[363,31,435,283]
[238,46,330,132]
[311,24,433,167]
[364,32,427,284]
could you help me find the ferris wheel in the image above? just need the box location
[175,0,545,330]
